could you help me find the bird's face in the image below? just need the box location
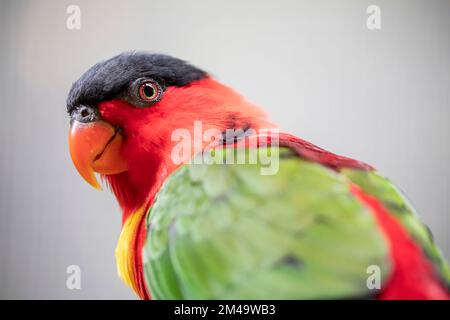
[67,52,271,210]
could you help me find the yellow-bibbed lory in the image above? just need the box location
[67,52,449,300]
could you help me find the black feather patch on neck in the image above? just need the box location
[67,52,207,113]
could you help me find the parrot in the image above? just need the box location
[67,52,450,300]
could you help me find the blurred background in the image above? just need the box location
[0,0,449,299]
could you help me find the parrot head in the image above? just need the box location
[67,52,273,214]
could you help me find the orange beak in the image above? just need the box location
[68,120,128,189]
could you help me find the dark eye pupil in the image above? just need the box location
[143,84,155,98]
[81,109,89,118]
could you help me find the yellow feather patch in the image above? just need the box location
[115,207,146,296]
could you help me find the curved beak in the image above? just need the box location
[68,121,128,190]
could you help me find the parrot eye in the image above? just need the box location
[126,78,163,108]
[139,81,159,101]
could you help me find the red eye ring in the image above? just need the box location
[138,81,160,102]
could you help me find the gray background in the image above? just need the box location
[0,0,449,299]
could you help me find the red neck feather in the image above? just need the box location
[99,78,275,222]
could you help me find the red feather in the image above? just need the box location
[351,184,449,299]
[98,78,447,300]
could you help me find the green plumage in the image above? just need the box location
[142,147,395,299]
[341,169,450,286]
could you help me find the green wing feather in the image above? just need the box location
[341,169,450,287]
[142,147,392,299]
